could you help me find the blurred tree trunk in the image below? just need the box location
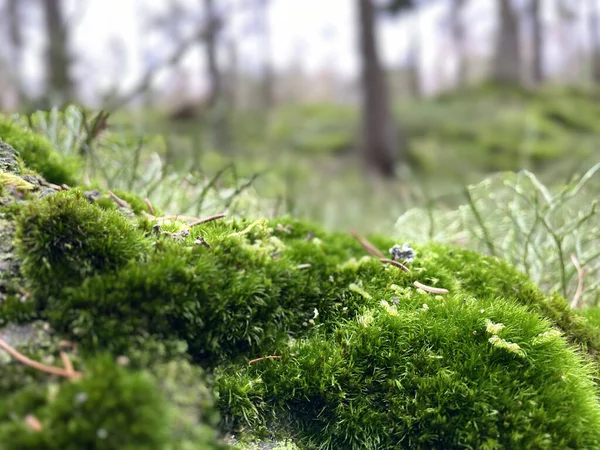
[531,0,544,84]
[42,0,74,105]
[492,0,521,85]
[406,13,421,98]
[203,0,221,109]
[7,0,25,105]
[203,0,229,150]
[590,0,600,82]
[257,0,274,112]
[450,0,468,88]
[357,0,401,178]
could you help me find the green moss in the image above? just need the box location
[16,190,149,303]
[0,172,35,191]
[0,119,80,186]
[0,354,170,450]
[218,296,600,449]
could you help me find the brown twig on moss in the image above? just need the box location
[570,254,585,308]
[24,415,43,432]
[141,210,156,220]
[144,198,155,215]
[380,258,410,273]
[41,180,63,191]
[350,231,384,258]
[297,264,312,270]
[154,215,199,222]
[61,184,70,191]
[0,338,81,380]
[305,232,314,242]
[109,191,131,209]
[60,351,75,377]
[189,213,227,227]
[248,355,282,365]
[414,281,449,294]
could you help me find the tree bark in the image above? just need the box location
[202,0,229,149]
[492,0,521,85]
[357,0,401,178]
[7,0,25,105]
[590,0,600,83]
[531,0,544,84]
[450,0,468,88]
[42,0,74,105]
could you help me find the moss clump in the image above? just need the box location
[6,175,600,448]
[0,119,80,186]
[0,354,169,450]
[16,190,149,303]
[218,296,600,449]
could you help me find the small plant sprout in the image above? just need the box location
[389,243,417,263]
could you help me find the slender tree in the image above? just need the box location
[450,0,468,87]
[357,0,401,177]
[530,0,544,83]
[492,0,521,85]
[7,0,25,104]
[590,0,600,82]
[42,0,74,105]
[202,0,229,149]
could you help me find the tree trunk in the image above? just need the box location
[450,0,468,88]
[7,0,25,105]
[42,0,74,105]
[357,0,400,178]
[590,0,600,83]
[203,0,228,149]
[531,0,544,84]
[257,0,274,112]
[492,0,521,85]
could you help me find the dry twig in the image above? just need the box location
[248,355,282,365]
[0,338,81,380]
[189,213,227,227]
[144,197,155,215]
[296,264,312,270]
[570,254,585,308]
[24,415,43,432]
[414,281,449,295]
[349,232,384,258]
[109,191,131,209]
[380,258,410,273]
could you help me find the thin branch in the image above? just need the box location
[414,281,449,294]
[570,254,585,308]
[144,198,155,216]
[248,355,281,365]
[349,232,384,258]
[109,191,131,209]
[296,264,312,270]
[106,28,209,111]
[154,215,201,222]
[189,213,227,227]
[24,415,43,432]
[380,258,410,273]
[60,351,75,377]
[464,187,496,256]
[0,338,81,380]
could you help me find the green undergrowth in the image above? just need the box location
[2,121,600,448]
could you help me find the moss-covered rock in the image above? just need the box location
[0,119,80,186]
[3,121,600,448]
